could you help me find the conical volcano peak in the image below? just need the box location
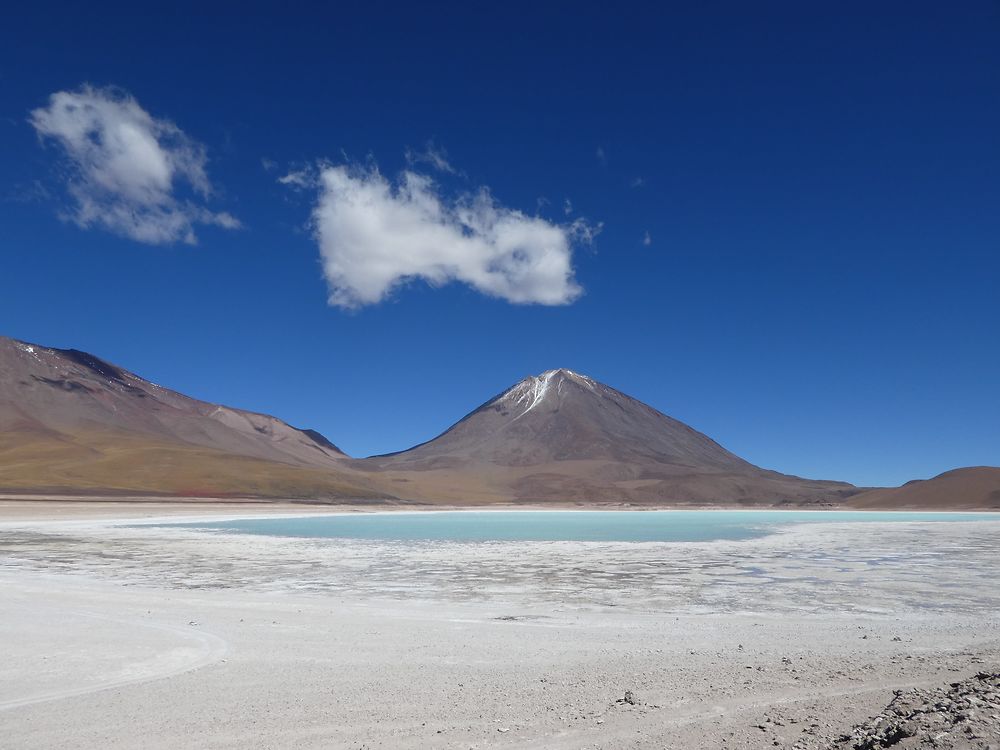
[376,367,755,471]
[365,365,857,503]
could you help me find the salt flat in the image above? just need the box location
[1,503,998,749]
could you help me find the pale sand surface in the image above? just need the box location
[1,502,999,749]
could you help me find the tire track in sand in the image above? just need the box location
[0,608,228,712]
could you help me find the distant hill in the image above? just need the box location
[362,368,858,506]
[0,336,382,499]
[848,467,1000,510]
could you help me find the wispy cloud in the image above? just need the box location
[405,141,459,175]
[630,176,645,188]
[285,161,596,309]
[642,230,652,246]
[595,146,607,166]
[277,168,312,188]
[4,179,51,205]
[29,84,239,245]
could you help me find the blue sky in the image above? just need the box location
[1,2,998,486]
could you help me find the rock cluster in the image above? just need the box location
[831,671,1000,749]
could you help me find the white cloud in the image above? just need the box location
[630,176,645,188]
[642,230,652,246]
[291,163,593,309]
[29,85,239,245]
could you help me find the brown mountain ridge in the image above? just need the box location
[0,336,381,499]
[847,467,1000,510]
[1,336,995,508]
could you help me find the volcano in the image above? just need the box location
[363,369,858,505]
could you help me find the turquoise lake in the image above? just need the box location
[163,510,1000,543]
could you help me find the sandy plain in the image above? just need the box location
[1,501,999,749]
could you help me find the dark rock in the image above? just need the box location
[828,670,1000,749]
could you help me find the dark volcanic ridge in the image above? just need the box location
[1,336,994,507]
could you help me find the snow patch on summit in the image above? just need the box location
[498,368,598,420]
[519,370,557,417]
[554,369,597,391]
[15,342,44,364]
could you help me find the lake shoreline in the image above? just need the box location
[2,497,999,526]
